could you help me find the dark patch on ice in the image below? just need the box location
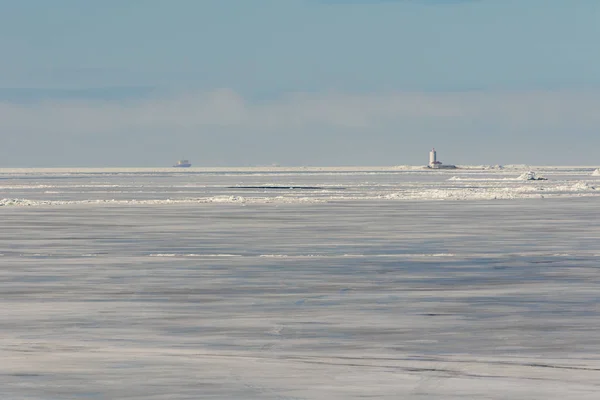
[227,186,345,190]
[421,313,455,317]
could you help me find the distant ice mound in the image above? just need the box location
[455,165,503,170]
[504,164,531,170]
[206,195,247,203]
[482,165,504,170]
[592,168,600,176]
[571,181,596,191]
[518,171,547,181]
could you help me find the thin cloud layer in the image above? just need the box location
[1,89,599,137]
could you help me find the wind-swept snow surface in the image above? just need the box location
[1,166,600,399]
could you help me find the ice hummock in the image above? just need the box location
[518,171,547,181]
[592,168,600,176]
[571,181,596,191]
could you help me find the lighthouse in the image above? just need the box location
[429,148,442,168]
[427,148,456,169]
[429,148,437,166]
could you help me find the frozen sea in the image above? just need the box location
[1,165,600,399]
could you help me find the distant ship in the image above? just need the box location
[173,159,191,168]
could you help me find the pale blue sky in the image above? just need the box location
[1,0,599,166]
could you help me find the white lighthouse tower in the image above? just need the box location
[429,148,442,168]
[429,148,437,166]
[427,148,456,169]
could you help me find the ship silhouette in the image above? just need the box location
[173,159,191,168]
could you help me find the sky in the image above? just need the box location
[1,0,599,167]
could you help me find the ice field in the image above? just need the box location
[1,166,600,399]
[1,165,599,206]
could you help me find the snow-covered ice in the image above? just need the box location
[1,166,600,399]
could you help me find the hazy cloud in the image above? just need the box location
[1,88,599,136]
